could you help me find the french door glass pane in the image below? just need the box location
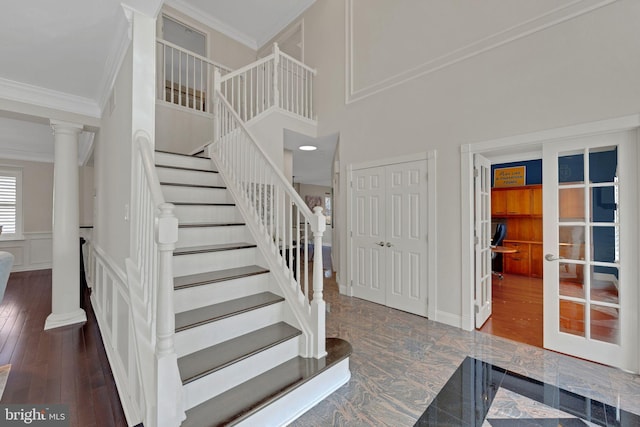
[560,300,585,337]
[590,265,619,304]
[558,152,584,183]
[590,305,619,344]
[588,146,617,184]
[559,262,584,298]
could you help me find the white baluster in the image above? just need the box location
[273,43,280,108]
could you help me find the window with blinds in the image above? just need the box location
[0,169,22,237]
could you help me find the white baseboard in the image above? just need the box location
[436,310,463,329]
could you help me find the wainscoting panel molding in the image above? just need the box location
[0,232,52,272]
[345,0,618,104]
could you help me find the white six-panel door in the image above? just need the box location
[352,160,428,316]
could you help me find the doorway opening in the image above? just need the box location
[478,158,544,348]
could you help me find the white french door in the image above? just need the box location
[352,160,428,316]
[474,154,492,328]
[542,130,638,371]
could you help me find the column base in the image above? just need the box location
[44,309,87,330]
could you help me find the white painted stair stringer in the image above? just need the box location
[182,336,300,410]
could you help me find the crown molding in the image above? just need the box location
[165,0,258,50]
[0,77,101,119]
[346,0,618,104]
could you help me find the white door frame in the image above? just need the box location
[347,151,438,320]
[460,114,640,373]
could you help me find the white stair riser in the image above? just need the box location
[236,359,351,427]
[175,302,286,357]
[173,273,274,313]
[174,205,243,224]
[155,152,213,170]
[182,337,300,410]
[162,186,233,204]
[177,225,250,249]
[173,247,257,277]
[157,167,224,187]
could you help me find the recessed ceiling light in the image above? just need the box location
[299,145,317,151]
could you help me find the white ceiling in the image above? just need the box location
[284,130,338,187]
[0,0,325,177]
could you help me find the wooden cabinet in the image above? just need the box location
[506,188,531,215]
[504,242,530,276]
[503,241,544,277]
[492,185,543,277]
[491,190,508,216]
[492,185,541,217]
[531,187,543,216]
[530,243,543,278]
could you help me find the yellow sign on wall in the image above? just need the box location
[494,166,526,187]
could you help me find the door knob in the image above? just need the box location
[376,241,385,246]
[386,242,394,247]
[545,254,564,261]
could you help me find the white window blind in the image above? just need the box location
[0,169,21,237]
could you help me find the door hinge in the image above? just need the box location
[474,235,479,245]
[475,304,480,314]
[474,168,479,178]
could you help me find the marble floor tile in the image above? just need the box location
[290,277,640,426]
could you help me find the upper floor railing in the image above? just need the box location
[217,43,316,123]
[156,38,231,114]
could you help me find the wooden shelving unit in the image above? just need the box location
[492,184,543,278]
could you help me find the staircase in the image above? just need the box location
[152,150,351,426]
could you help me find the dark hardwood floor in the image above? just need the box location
[0,269,127,427]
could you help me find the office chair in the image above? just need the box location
[491,223,507,279]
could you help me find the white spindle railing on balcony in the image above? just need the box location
[210,93,326,358]
[218,43,316,123]
[156,39,231,114]
[130,130,184,427]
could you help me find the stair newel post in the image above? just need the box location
[311,206,327,358]
[154,202,184,427]
[272,43,280,109]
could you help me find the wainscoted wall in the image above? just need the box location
[84,238,144,426]
[0,232,52,272]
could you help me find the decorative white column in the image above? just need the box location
[45,120,87,330]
